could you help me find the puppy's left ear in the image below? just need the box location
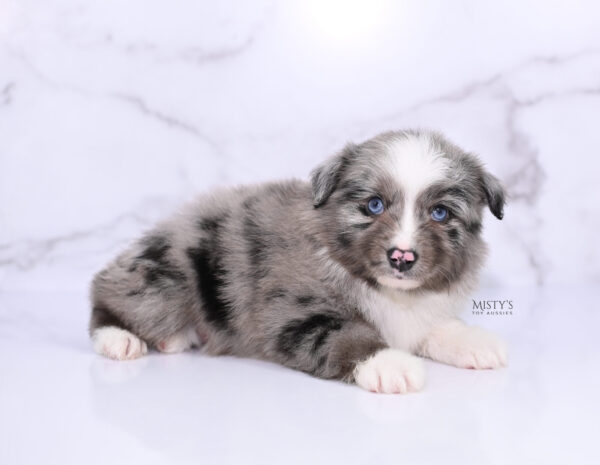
[311,143,358,207]
[481,171,506,220]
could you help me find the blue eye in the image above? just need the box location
[367,197,384,215]
[431,206,448,222]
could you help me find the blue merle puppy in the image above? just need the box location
[90,129,507,394]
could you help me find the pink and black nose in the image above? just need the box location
[387,247,418,272]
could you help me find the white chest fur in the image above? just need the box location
[360,287,468,352]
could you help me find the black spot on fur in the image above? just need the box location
[312,324,336,353]
[198,216,223,232]
[277,313,343,357]
[134,235,186,287]
[448,227,459,242]
[316,354,328,369]
[364,276,379,288]
[186,245,233,331]
[144,267,185,286]
[466,221,482,235]
[296,295,316,306]
[336,232,352,248]
[138,235,170,262]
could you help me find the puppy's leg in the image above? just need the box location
[92,325,148,361]
[420,319,508,369]
[90,233,198,360]
[353,349,425,394]
[275,315,425,394]
[156,327,200,354]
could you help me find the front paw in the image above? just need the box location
[354,349,425,394]
[423,321,508,369]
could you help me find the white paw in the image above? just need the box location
[156,327,199,354]
[354,349,425,394]
[423,321,508,369]
[92,327,148,361]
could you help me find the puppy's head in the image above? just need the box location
[311,130,505,292]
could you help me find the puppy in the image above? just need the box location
[90,129,507,394]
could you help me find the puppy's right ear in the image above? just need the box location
[481,171,506,220]
[310,143,358,208]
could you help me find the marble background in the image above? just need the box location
[1,0,599,293]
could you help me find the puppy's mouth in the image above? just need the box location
[392,269,408,279]
[376,270,422,290]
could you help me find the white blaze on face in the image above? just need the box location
[384,134,449,249]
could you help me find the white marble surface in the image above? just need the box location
[1,1,600,464]
[1,286,599,465]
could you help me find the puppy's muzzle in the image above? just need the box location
[387,248,418,272]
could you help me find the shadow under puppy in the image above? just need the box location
[90,129,507,394]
